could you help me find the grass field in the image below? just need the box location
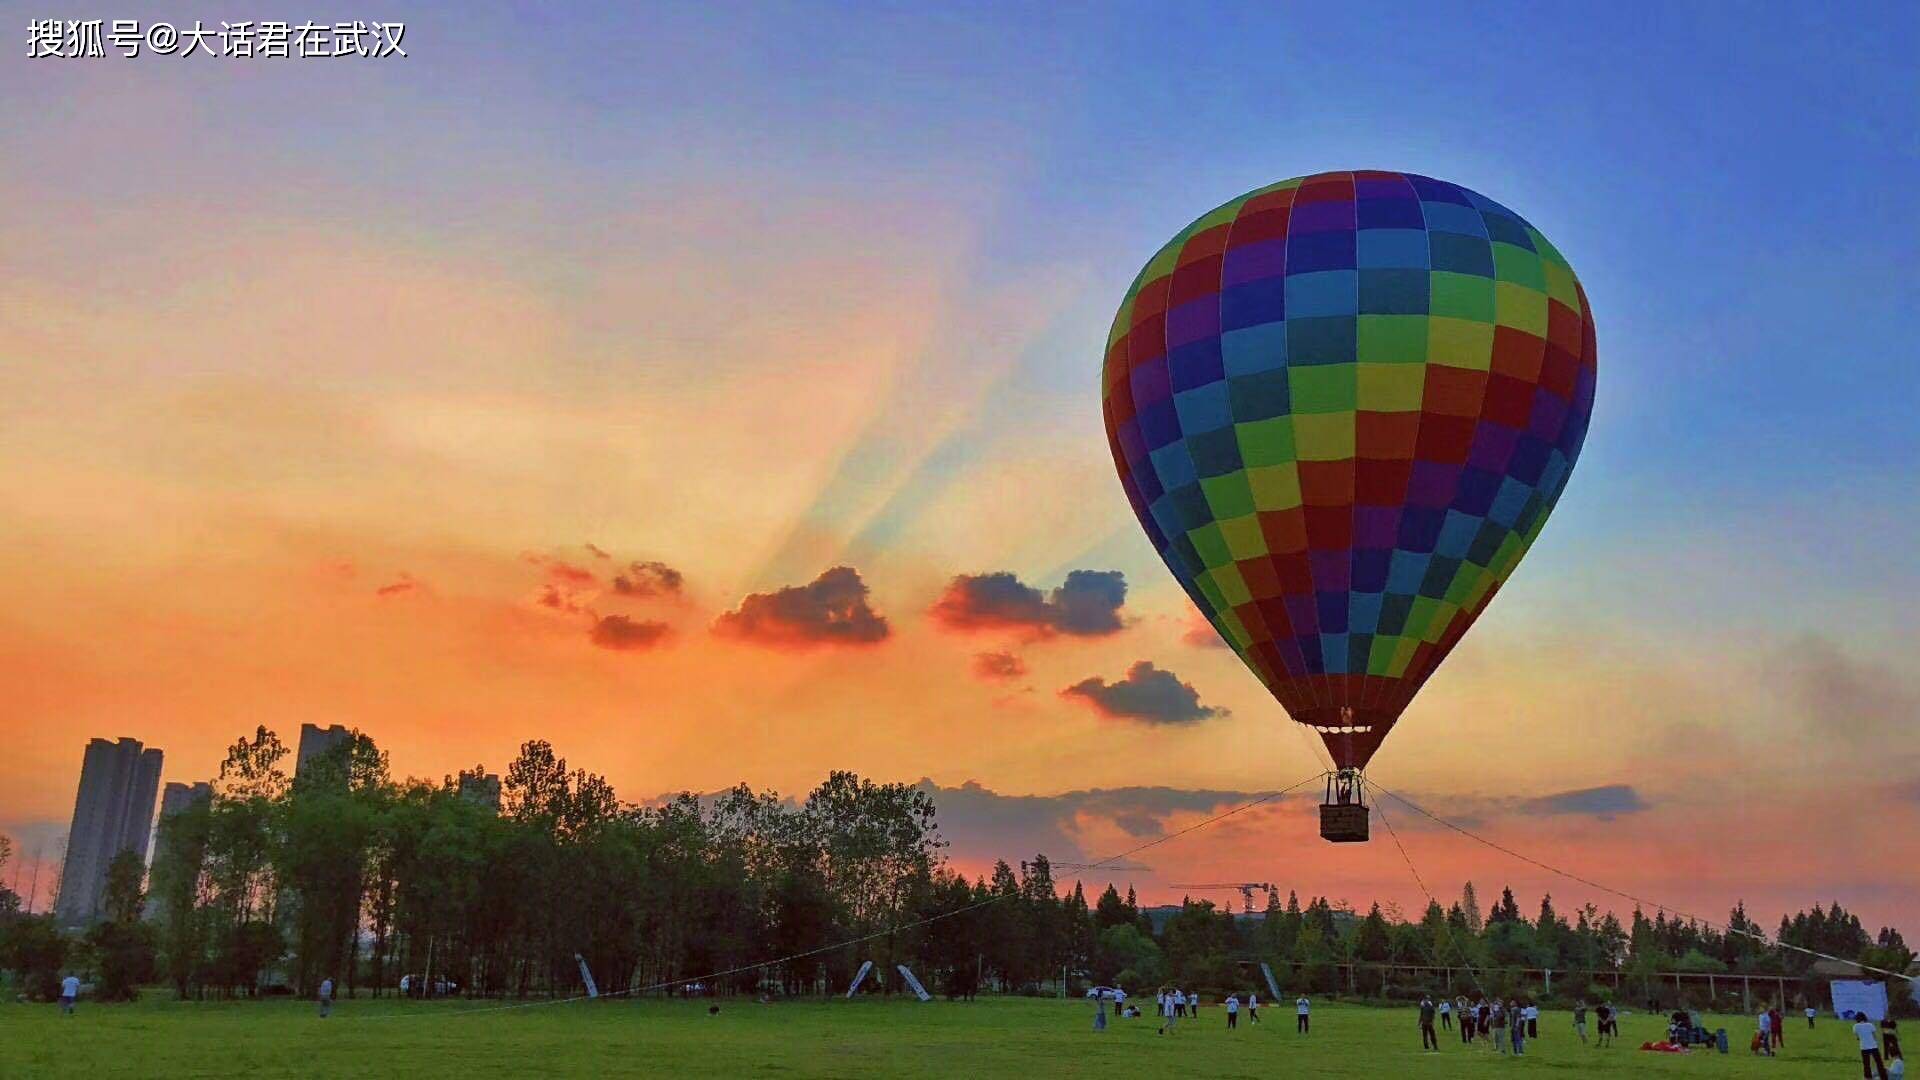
[2,995,1873,1077]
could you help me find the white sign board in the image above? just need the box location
[574,954,599,999]
[845,960,874,999]
[1830,979,1889,1021]
[896,965,932,1001]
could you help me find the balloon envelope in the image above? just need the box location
[1101,171,1596,769]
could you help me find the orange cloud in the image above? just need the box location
[375,574,422,598]
[712,566,889,649]
[1181,609,1229,649]
[590,615,671,652]
[612,560,684,599]
[929,570,1128,639]
[971,650,1027,682]
[1063,661,1225,725]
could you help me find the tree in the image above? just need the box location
[1094,884,1130,931]
[150,791,213,997]
[217,725,290,802]
[0,835,19,916]
[101,850,146,925]
[1459,881,1484,934]
[1488,886,1524,926]
[2,914,68,1000]
[1098,923,1163,988]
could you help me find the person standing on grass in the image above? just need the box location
[1573,1001,1588,1044]
[1859,1013,1891,1080]
[1510,999,1527,1056]
[1419,995,1439,1051]
[1438,995,1451,1032]
[1296,994,1311,1034]
[1756,1007,1774,1056]
[1770,1005,1785,1049]
[59,973,79,1016]
[1492,1000,1509,1053]
[1527,1000,1539,1040]
[1807,1004,1818,1029]
[1226,994,1240,1030]
[1157,988,1178,1035]
[319,976,335,1019]
[1247,991,1260,1024]
[1883,1017,1903,1061]
[1175,987,1188,1019]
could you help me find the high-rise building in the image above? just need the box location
[55,737,164,926]
[458,771,503,813]
[158,781,213,823]
[146,781,213,924]
[295,723,352,780]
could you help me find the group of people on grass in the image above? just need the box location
[1850,1012,1903,1080]
[1425,994,1552,1054]
[1092,986,1305,1035]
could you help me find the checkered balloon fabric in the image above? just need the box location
[1102,171,1596,769]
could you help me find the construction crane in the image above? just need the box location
[1167,881,1275,914]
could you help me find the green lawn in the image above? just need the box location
[1,994,1870,1077]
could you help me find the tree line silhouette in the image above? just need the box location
[0,726,1911,1014]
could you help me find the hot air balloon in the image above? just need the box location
[1101,171,1596,842]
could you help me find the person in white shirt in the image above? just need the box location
[1173,988,1187,1019]
[1296,994,1311,1034]
[1806,1005,1818,1029]
[59,974,80,1016]
[1859,1015,1889,1080]
[1247,991,1260,1023]
[318,977,335,1019]
[1225,994,1241,1029]
[1157,989,1178,1035]
[1526,1002,1539,1040]
[1437,995,1452,1032]
[1757,1008,1774,1056]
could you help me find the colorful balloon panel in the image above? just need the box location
[1101,171,1596,769]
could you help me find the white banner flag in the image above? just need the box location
[845,960,874,999]
[896,965,932,1002]
[575,954,600,999]
[1260,962,1282,1002]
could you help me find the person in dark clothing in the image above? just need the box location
[1883,1017,1903,1062]
[1419,996,1439,1051]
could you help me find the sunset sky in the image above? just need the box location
[3,2,1916,933]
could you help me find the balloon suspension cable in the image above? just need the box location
[1368,779,1919,984]
[1373,797,1495,999]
